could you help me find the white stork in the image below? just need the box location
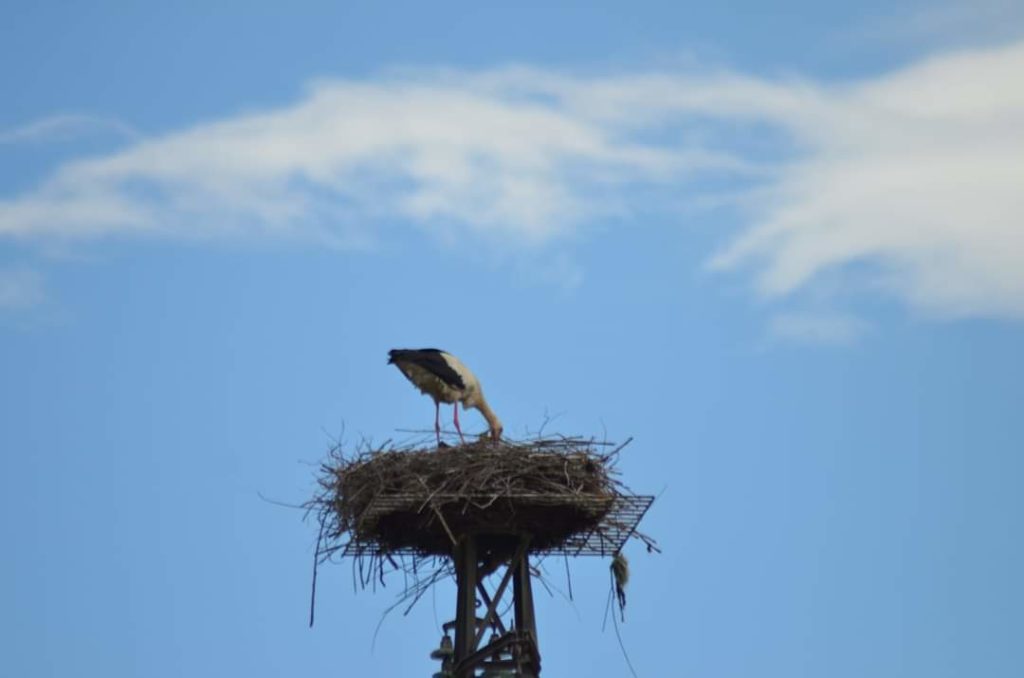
[387,348,503,445]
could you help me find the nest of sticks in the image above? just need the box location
[309,435,654,568]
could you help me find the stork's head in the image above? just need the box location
[468,394,503,443]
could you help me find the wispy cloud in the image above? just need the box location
[851,0,1024,51]
[0,114,140,145]
[1,40,1022,323]
[0,267,45,310]
[708,40,1024,320]
[0,83,736,246]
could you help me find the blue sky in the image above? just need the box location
[2,2,1023,677]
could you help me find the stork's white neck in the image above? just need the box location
[475,397,503,440]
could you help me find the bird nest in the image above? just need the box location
[309,436,656,564]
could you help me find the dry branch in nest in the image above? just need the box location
[308,435,657,587]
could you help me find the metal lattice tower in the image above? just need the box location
[342,492,654,677]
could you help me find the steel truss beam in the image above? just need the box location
[450,535,541,677]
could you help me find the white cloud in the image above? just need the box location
[0,267,45,310]
[708,40,1024,320]
[1,40,1022,322]
[851,0,1024,51]
[0,82,732,247]
[0,114,140,145]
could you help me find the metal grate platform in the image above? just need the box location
[340,492,654,558]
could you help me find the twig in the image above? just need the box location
[309,516,325,627]
[431,504,458,547]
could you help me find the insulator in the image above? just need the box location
[429,634,454,660]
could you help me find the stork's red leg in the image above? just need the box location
[434,401,442,446]
[453,402,465,444]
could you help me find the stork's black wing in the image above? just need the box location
[387,348,466,389]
